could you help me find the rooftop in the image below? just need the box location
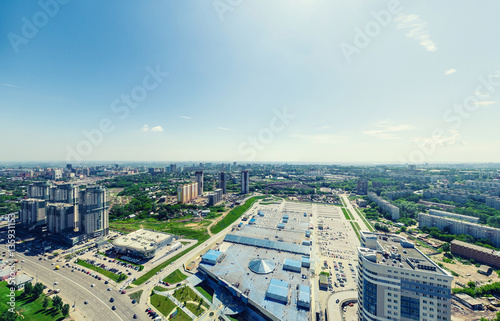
[451,239,500,255]
[360,232,449,275]
[113,229,172,252]
[199,242,310,320]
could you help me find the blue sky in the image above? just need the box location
[1,0,499,163]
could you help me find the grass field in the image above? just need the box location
[341,208,351,220]
[195,282,214,302]
[354,207,375,231]
[129,290,143,303]
[163,269,188,284]
[154,286,168,292]
[0,282,66,321]
[210,196,265,234]
[150,294,191,320]
[185,302,206,316]
[75,259,127,283]
[350,221,360,239]
[173,286,208,308]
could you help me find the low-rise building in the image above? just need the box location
[450,240,500,268]
[113,229,174,258]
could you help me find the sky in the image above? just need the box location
[1,1,500,164]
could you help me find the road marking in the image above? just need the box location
[22,255,125,321]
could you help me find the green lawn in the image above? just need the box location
[150,294,177,317]
[0,282,66,321]
[154,286,169,292]
[173,286,208,308]
[185,302,205,316]
[210,196,265,234]
[163,269,188,284]
[341,208,351,220]
[354,207,375,231]
[350,221,360,239]
[195,283,214,302]
[150,294,191,321]
[128,290,143,303]
[75,259,127,283]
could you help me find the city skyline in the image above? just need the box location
[2,1,500,163]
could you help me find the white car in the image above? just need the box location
[91,284,95,287]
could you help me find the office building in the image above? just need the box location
[358,231,452,321]
[79,186,109,238]
[46,203,75,235]
[177,182,199,203]
[219,171,227,194]
[19,199,47,229]
[241,170,250,194]
[357,179,368,195]
[195,171,204,196]
[170,164,177,173]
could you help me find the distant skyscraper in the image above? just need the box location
[46,203,75,234]
[177,183,199,203]
[357,179,368,195]
[27,181,51,200]
[170,164,177,173]
[52,169,62,180]
[195,171,204,196]
[19,199,47,229]
[79,186,109,237]
[219,171,227,194]
[208,188,223,206]
[241,170,249,194]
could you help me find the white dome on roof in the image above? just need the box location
[248,258,275,274]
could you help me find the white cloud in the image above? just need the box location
[319,125,331,130]
[1,83,16,88]
[396,14,437,52]
[151,126,164,132]
[444,68,457,75]
[413,128,463,147]
[179,116,191,119]
[363,121,413,140]
[474,100,497,107]
[142,124,163,132]
[218,127,233,131]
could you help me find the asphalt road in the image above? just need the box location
[0,239,145,321]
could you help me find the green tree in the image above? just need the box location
[468,281,476,288]
[24,282,33,296]
[33,282,44,298]
[52,295,63,311]
[43,297,49,308]
[62,303,70,316]
[441,242,451,252]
